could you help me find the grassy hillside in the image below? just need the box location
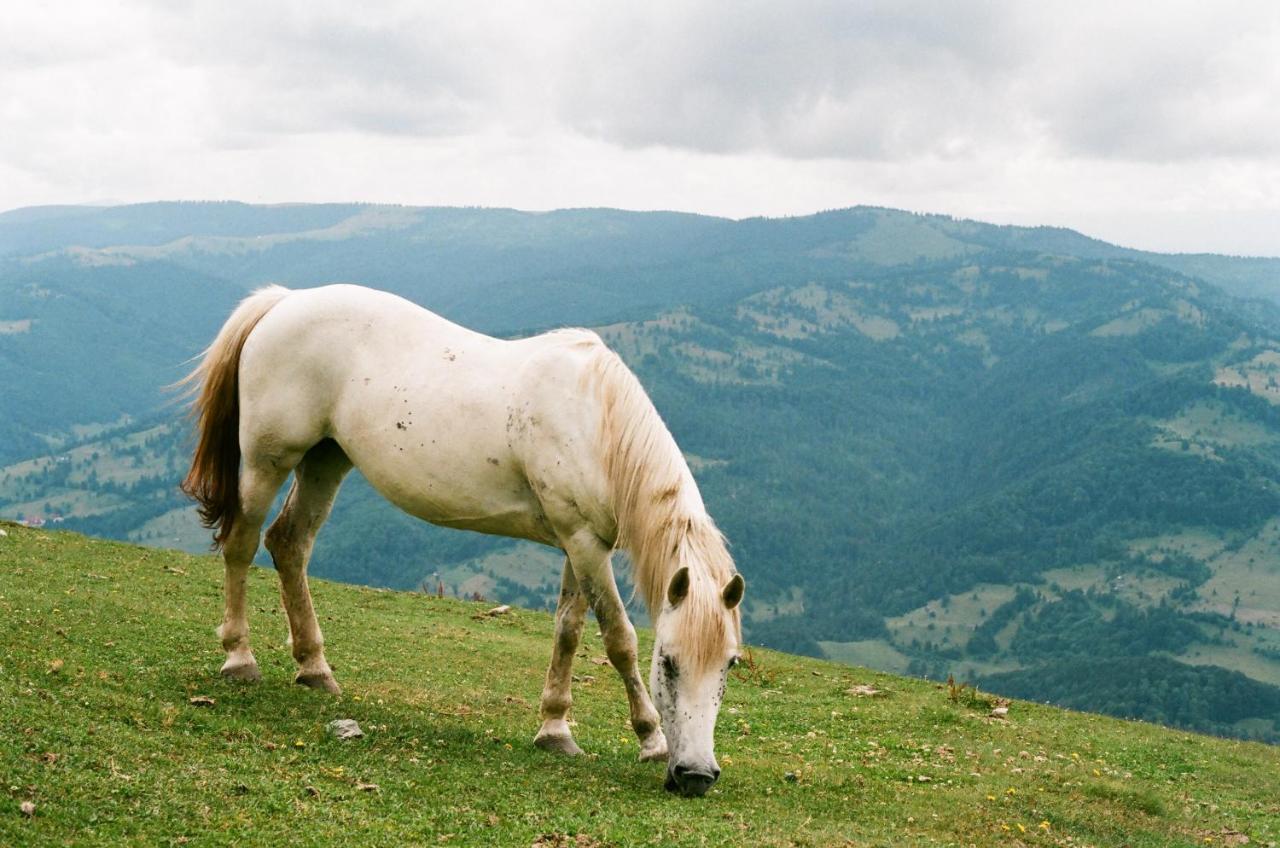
[2,523,1278,847]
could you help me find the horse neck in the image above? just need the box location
[589,343,733,614]
[624,492,734,619]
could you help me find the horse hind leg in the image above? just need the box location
[218,462,291,683]
[264,439,351,695]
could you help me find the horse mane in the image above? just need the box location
[586,343,741,671]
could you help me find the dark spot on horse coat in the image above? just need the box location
[395,421,407,430]
[556,622,579,655]
[487,457,500,466]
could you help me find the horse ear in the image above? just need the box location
[667,566,691,607]
[722,574,745,610]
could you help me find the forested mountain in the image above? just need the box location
[4,201,1280,742]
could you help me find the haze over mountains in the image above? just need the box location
[4,201,1280,742]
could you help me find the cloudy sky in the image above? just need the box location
[3,1,1278,255]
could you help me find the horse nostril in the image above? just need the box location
[668,764,718,797]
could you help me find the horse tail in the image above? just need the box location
[178,285,291,549]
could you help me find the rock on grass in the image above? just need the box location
[327,719,364,740]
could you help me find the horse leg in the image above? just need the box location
[563,532,668,762]
[218,462,290,682]
[589,567,669,762]
[533,557,589,755]
[264,440,350,695]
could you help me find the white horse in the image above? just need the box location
[181,284,745,796]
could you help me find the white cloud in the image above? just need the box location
[0,1,1277,255]
[552,1,1031,159]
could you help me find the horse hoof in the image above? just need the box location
[220,657,261,683]
[533,732,584,756]
[295,671,342,695]
[638,730,669,763]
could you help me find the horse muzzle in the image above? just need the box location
[665,763,721,797]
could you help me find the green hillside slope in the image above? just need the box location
[1,523,1278,847]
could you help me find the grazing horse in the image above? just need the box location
[180,284,745,796]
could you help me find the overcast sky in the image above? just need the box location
[3,1,1278,255]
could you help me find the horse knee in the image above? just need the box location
[603,624,639,669]
[223,530,259,567]
[264,541,286,571]
[265,514,309,572]
[264,512,290,556]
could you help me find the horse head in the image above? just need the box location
[650,565,745,797]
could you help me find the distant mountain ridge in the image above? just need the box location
[3,201,1280,742]
[5,201,1276,302]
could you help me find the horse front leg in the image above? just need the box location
[554,531,666,762]
[584,566,668,762]
[534,557,588,755]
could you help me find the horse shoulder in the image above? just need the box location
[509,330,615,536]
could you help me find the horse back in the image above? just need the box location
[237,285,614,546]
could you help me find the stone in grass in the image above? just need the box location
[472,604,513,621]
[20,801,35,817]
[532,834,605,848]
[327,719,364,740]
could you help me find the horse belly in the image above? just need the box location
[330,360,556,546]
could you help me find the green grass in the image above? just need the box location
[126,505,212,554]
[818,639,913,675]
[1152,400,1279,450]
[435,544,564,601]
[1197,520,1280,623]
[887,583,1020,651]
[2,522,1279,847]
